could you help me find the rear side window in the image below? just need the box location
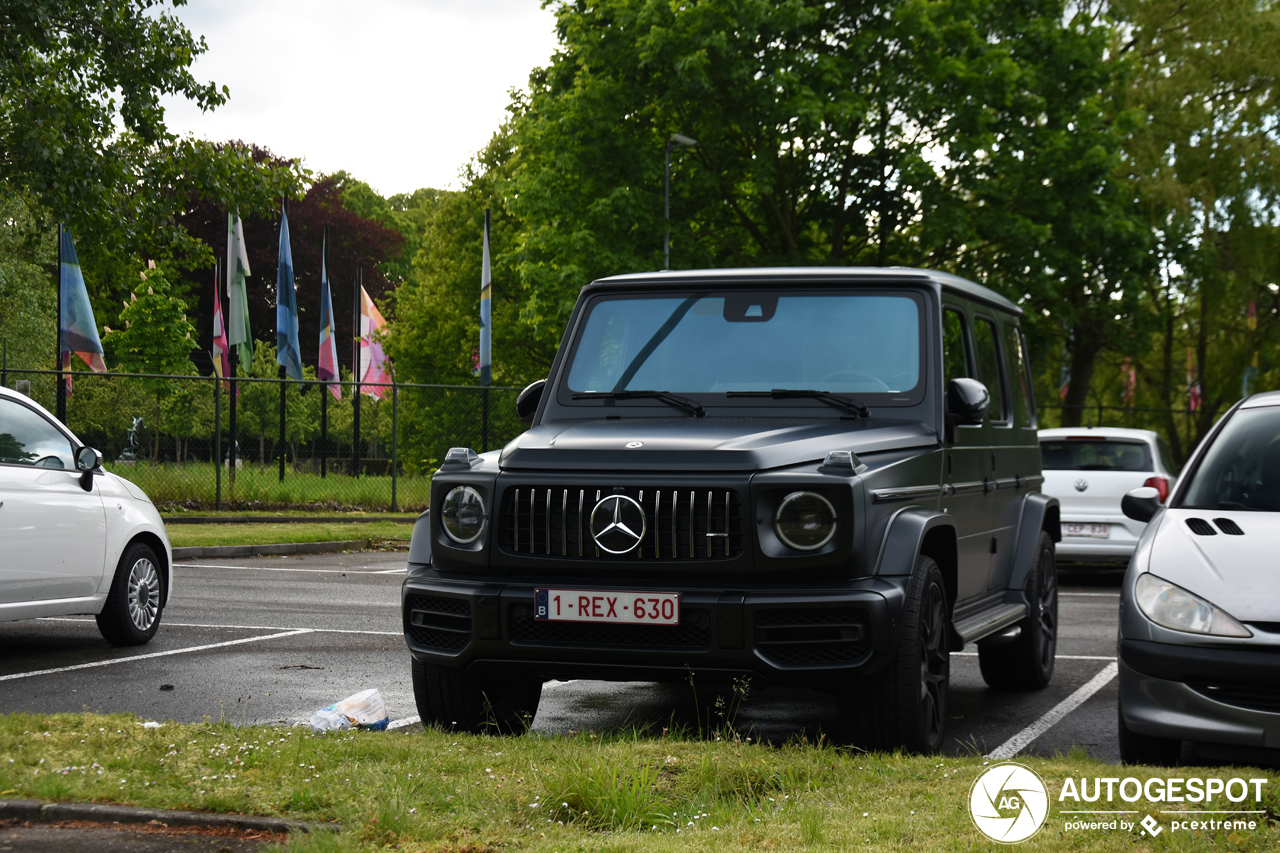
[1003,324,1036,428]
[1040,440,1152,472]
[973,317,1007,423]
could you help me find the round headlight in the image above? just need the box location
[774,491,837,551]
[441,486,486,545]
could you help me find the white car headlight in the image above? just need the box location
[1134,573,1251,638]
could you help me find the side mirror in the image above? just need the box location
[76,446,103,492]
[1121,486,1162,523]
[515,379,546,423]
[947,378,990,426]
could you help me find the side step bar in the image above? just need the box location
[953,602,1027,646]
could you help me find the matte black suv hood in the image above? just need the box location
[500,417,938,472]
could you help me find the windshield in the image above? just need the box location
[564,291,923,400]
[1040,440,1151,472]
[1179,407,1280,510]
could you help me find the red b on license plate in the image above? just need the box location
[534,589,680,625]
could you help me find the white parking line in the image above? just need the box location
[0,629,314,682]
[954,652,1117,661]
[38,617,400,636]
[387,715,420,730]
[986,662,1119,760]
[1060,592,1120,597]
[178,563,398,575]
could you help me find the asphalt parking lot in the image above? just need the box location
[1,552,1127,762]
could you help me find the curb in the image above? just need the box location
[0,798,336,834]
[171,539,370,559]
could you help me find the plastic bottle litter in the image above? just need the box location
[309,688,390,733]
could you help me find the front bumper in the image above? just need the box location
[402,567,907,688]
[1119,639,1280,748]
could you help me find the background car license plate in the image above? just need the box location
[1062,523,1111,538]
[535,589,680,625]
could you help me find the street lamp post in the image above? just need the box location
[664,133,697,270]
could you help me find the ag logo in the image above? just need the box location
[589,494,647,554]
[969,762,1049,844]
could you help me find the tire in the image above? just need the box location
[411,658,541,735]
[979,530,1057,691]
[96,542,163,646]
[1118,706,1181,765]
[839,554,950,753]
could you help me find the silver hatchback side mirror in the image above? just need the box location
[1121,486,1162,523]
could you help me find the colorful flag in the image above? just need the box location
[226,212,253,366]
[59,227,107,393]
[275,203,302,380]
[317,231,341,401]
[479,209,492,386]
[211,265,231,391]
[359,285,390,398]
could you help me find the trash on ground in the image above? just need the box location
[309,688,389,733]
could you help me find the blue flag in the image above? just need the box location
[275,204,302,380]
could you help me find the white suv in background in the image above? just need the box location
[1038,427,1179,565]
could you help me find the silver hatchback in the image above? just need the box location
[1117,393,1280,764]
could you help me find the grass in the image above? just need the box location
[104,462,431,512]
[0,712,1276,852]
[164,522,413,549]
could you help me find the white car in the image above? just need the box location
[0,386,172,644]
[1038,427,1179,564]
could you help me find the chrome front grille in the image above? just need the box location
[499,486,744,560]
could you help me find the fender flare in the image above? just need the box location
[873,506,957,602]
[1007,492,1060,594]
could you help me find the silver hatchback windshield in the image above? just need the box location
[565,292,923,399]
[1180,407,1280,510]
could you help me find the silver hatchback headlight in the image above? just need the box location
[1134,573,1251,638]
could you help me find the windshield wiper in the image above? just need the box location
[726,389,870,418]
[572,390,706,418]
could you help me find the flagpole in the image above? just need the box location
[56,222,66,424]
[278,198,288,484]
[352,266,362,479]
[320,226,329,479]
[214,262,223,511]
[227,252,238,487]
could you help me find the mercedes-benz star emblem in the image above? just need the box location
[1074,479,1089,492]
[589,495,647,554]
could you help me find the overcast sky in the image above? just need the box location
[161,0,562,197]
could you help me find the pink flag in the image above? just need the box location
[359,286,391,398]
[212,266,231,391]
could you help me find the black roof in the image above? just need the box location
[592,266,1022,316]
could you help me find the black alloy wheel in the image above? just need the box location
[839,554,950,753]
[412,658,542,736]
[979,530,1058,691]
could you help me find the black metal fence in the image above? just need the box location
[1,368,523,512]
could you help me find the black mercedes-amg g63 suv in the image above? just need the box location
[402,267,1060,752]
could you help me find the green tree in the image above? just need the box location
[106,264,197,457]
[1112,0,1280,452]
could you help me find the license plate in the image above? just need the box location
[1062,523,1110,538]
[534,589,680,625]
